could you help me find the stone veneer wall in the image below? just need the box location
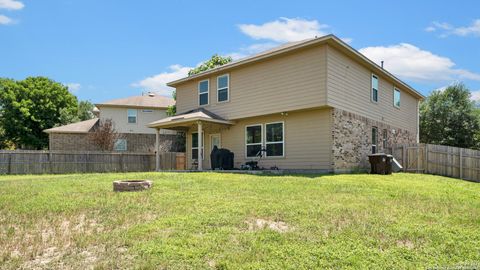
[49,133,180,153]
[332,108,417,172]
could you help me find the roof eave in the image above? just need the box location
[95,104,171,109]
[167,35,335,87]
[148,116,234,128]
[167,34,424,100]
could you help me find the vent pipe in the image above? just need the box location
[381,61,384,69]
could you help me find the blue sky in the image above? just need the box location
[0,0,479,103]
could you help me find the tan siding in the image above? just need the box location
[185,108,332,170]
[176,45,328,119]
[98,106,172,134]
[326,45,418,133]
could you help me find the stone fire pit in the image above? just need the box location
[113,180,153,192]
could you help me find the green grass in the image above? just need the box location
[0,172,479,269]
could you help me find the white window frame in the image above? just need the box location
[191,132,205,160]
[371,74,379,103]
[217,74,229,103]
[198,79,209,106]
[245,124,263,158]
[210,133,221,152]
[393,87,401,108]
[127,109,137,124]
[265,121,285,158]
[114,139,127,151]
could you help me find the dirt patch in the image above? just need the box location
[397,239,414,249]
[245,218,292,233]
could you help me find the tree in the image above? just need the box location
[420,83,479,149]
[77,100,95,121]
[87,119,122,151]
[188,54,233,76]
[0,77,79,149]
[166,90,176,116]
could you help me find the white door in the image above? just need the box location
[210,134,221,151]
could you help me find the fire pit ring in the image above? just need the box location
[113,180,153,192]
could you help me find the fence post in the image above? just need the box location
[120,153,125,172]
[416,147,420,173]
[402,144,407,171]
[425,144,429,174]
[459,148,463,179]
[7,152,12,174]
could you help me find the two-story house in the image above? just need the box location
[148,35,424,172]
[45,94,177,152]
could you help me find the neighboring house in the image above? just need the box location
[45,94,177,152]
[148,34,424,172]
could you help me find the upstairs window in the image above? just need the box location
[265,122,284,157]
[394,87,401,107]
[246,125,262,158]
[371,74,379,102]
[217,74,229,102]
[127,109,137,124]
[198,80,209,106]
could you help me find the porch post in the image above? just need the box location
[155,128,160,171]
[197,121,203,171]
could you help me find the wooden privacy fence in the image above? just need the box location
[387,144,480,182]
[0,151,186,175]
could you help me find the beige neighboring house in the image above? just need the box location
[45,94,177,152]
[148,34,424,172]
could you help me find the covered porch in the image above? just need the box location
[148,108,234,171]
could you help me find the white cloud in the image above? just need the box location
[0,0,23,10]
[471,90,480,102]
[453,19,480,37]
[66,83,81,93]
[359,43,480,83]
[226,42,278,60]
[0,14,12,24]
[238,17,330,43]
[426,19,480,37]
[131,65,192,96]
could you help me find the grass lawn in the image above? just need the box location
[0,172,479,269]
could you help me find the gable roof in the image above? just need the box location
[95,94,175,109]
[148,108,233,129]
[44,118,99,134]
[167,34,424,100]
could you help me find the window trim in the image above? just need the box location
[393,86,401,108]
[210,133,222,152]
[372,126,378,146]
[127,109,137,124]
[371,73,379,103]
[217,74,230,103]
[264,121,285,158]
[114,139,127,151]
[191,131,205,160]
[245,124,263,159]
[382,129,388,149]
[198,79,210,106]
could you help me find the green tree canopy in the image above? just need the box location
[420,83,479,149]
[166,90,176,116]
[0,77,79,149]
[188,54,233,76]
[77,100,95,121]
